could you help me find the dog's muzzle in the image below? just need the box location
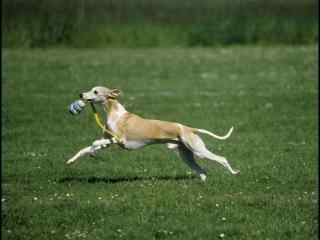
[79,93,94,103]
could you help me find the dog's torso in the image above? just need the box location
[105,100,191,149]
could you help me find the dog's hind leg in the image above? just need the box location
[177,144,207,181]
[66,138,116,164]
[200,149,240,175]
[180,132,239,175]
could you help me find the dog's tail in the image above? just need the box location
[195,126,234,140]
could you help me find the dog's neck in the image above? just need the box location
[103,98,127,116]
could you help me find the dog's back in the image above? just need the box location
[117,113,184,141]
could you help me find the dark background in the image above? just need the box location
[2,0,318,48]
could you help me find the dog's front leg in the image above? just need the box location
[66,145,93,164]
[66,138,116,164]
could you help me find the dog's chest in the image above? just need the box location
[107,117,118,133]
[106,108,126,133]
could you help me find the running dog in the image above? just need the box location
[66,86,240,181]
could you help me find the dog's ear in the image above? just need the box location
[109,89,121,98]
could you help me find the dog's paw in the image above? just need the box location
[66,159,75,165]
[200,173,207,182]
[232,169,240,175]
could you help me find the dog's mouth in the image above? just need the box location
[80,97,94,103]
[79,93,94,103]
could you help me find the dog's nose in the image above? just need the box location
[79,93,83,98]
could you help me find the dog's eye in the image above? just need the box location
[94,90,98,95]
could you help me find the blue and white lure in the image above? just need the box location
[69,100,86,115]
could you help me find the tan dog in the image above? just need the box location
[66,86,239,181]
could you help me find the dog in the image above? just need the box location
[66,86,239,181]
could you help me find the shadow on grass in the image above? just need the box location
[58,175,196,184]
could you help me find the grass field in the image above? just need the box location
[2,46,318,239]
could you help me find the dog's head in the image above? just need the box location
[80,86,121,104]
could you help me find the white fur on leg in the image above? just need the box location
[92,138,112,147]
[66,138,116,165]
[66,146,93,164]
[179,132,239,175]
[203,150,240,175]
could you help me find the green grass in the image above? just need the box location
[2,46,318,239]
